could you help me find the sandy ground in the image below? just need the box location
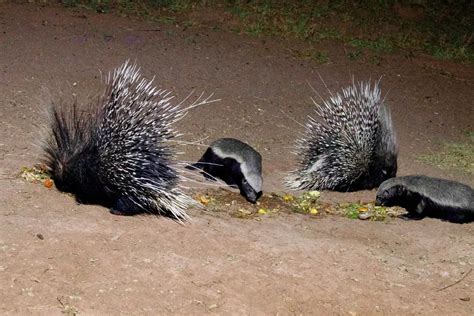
[0,3,473,315]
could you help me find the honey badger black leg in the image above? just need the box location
[376,175,474,223]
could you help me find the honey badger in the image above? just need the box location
[376,175,474,223]
[190,138,263,203]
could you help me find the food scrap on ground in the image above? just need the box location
[190,188,406,221]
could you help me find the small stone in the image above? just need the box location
[358,212,373,220]
[36,234,44,240]
[459,297,470,302]
[237,208,252,215]
[308,190,320,198]
[208,304,218,310]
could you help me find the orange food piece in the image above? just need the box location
[44,179,54,188]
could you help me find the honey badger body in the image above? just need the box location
[376,175,474,223]
[43,61,198,220]
[193,138,263,203]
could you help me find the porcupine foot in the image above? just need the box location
[110,197,143,216]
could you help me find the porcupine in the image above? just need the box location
[376,175,474,223]
[42,61,214,221]
[285,80,398,192]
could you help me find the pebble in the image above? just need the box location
[358,212,373,220]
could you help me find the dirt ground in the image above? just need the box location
[0,3,473,315]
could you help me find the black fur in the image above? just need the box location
[45,102,112,206]
[376,175,474,223]
[333,151,398,192]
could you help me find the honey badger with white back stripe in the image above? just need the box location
[376,175,474,223]
[191,138,263,203]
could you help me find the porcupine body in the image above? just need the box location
[285,80,398,192]
[42,61,198,220]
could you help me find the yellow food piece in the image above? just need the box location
[283,194,295,202]
[198,196,210,205]
[257,208,267,215]
[358,206,368,213]
[309,208,319,215]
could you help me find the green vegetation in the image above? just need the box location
[343,203,361,219]
[20,164,55,189]
[286,191,321,215]
[417,132,474,175]
[310,51,330,64]
[20,164,51,182]
[54,1,473,63]
[349,38,394,54]
[339,202,391,221]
